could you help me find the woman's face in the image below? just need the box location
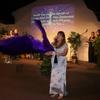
[57,34,63,43]
[91,32,95,37]
[96,31,100,36]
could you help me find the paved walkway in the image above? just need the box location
[0,59,100,100]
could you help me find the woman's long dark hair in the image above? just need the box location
[53,31,66,48]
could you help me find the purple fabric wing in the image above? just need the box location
[0,35,35,55]
[34,20,54,52]
[0,20,54,55]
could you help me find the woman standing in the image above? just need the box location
[45,31,68,99]
[95,29,100,63]
[88,32,96,63]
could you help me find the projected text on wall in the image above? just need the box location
[31,4,74,26]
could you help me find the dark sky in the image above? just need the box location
[0,0,36,13]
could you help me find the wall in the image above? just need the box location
[13,0,100,61]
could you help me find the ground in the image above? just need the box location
[0,58,100,100]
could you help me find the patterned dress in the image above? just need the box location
[49,43,68,96]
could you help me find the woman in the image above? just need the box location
[88,32,96,63]
[94,29,100,63]
[45,31,68,99]
[96,29,100,37]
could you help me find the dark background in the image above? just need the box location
[0,0,99,24]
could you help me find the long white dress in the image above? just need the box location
[49,43,68,96]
